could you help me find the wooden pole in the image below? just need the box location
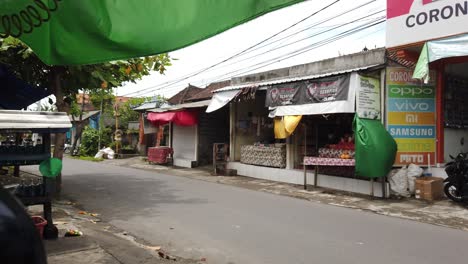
[303,124,307,190]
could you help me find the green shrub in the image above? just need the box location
[80,126,100,156]
[80,126,113,157]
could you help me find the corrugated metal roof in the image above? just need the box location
[68,110,100,122]
[133,100,166,111]
[148,99,211,113]
[214,64,383,93]
[0,110,72,131]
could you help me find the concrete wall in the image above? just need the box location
[231,48,386,85]
[227,162,388,197]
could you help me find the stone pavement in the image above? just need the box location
[104,157,468,232]
[28,203,201,264]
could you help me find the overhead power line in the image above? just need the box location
[135,13,384,94]
[122,0,342,97]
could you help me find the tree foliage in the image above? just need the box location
[0,37,172,194]
[0,37,172,95]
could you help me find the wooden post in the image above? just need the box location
[303,124,307,190]
[314,165,318,187]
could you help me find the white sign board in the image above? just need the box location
[387,0,468,48]
[356,75,381,120]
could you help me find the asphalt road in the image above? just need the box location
[53,158,468,264]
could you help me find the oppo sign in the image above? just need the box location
[387,0,468,48]
[390,87,434,97]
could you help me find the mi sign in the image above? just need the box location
[387,0,468,48]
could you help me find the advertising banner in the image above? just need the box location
[265,75,350,107]
[387,0,468,48]
[356,75,381,120]
[386,67,436,166]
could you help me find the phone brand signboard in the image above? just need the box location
[386,67,437,166]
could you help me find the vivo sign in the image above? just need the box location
[387,0,468,48]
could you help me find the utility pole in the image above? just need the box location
[98,89,104,150]
[113,99,121,156]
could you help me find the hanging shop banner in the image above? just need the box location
[265,75,350,107]
[387,0,468,48]
[386,67,436,166]
[356,75,381,120]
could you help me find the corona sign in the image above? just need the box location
[387,0,468,48]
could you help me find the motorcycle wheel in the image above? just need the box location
[444,183,463,202]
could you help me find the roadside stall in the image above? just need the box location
[0,110,72,239]
[268,72,397,195]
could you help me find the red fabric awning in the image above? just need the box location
[147,110,198,126]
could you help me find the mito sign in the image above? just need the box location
[387,0,468,48]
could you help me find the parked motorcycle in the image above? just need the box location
[444,153,468,203]
[64,142,80,156]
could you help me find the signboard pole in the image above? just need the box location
[436,67,445,164]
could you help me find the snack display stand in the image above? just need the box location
[303,134,355,188]
[0,110,71,239]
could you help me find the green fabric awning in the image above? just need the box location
[413,34,468,83]
[1,0,305,65]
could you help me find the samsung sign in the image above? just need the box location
[387,0,468,48]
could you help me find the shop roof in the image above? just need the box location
[186,80,231,101]
[167,84,203,105]
[148,99,211,113]
[0,110,72,132]
[68,110,100,122]
[214,64,383,93]
[387,50,417,68]
[133,99,167,112]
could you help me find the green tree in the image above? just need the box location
[0,37,172,193]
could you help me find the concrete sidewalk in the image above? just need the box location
[29,203,200,264]
[104,157,468,232]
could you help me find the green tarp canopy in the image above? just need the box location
[413,33,468,83]
[353,116,397,179]
[1,0,305,65]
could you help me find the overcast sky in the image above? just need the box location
[117,0,386,99]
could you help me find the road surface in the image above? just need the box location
[53,158,468,264]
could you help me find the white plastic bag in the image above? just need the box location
[94,147,115,159]
[103,147,115,159]
[388,166,410,197]
[407,164,423,194]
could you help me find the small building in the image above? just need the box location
[146,81,231,168]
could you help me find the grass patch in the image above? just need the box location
[70,156,104,162]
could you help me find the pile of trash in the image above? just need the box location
[94,147,115,159]
[388,164,424,197]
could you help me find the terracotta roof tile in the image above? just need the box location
[167,85,203,105]
[186,80,231,101]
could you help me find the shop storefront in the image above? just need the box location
[208,49,396,196]
[386,0,468,175]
